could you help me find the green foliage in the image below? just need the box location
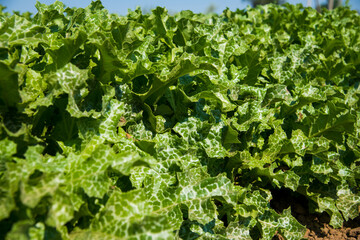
[0,1,360,239]
[244,0,285,7]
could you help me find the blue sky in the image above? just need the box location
[0,0,359,15]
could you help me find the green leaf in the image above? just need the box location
[0,62,20,107]
[336,184,360,222]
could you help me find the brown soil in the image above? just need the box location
[270,188,360,240]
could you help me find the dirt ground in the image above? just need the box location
[270,188,360,240]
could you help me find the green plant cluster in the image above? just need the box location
[0,1,359,239]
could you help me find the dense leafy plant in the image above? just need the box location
[0,1,359,239]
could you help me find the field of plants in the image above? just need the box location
[0,1,359,239]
